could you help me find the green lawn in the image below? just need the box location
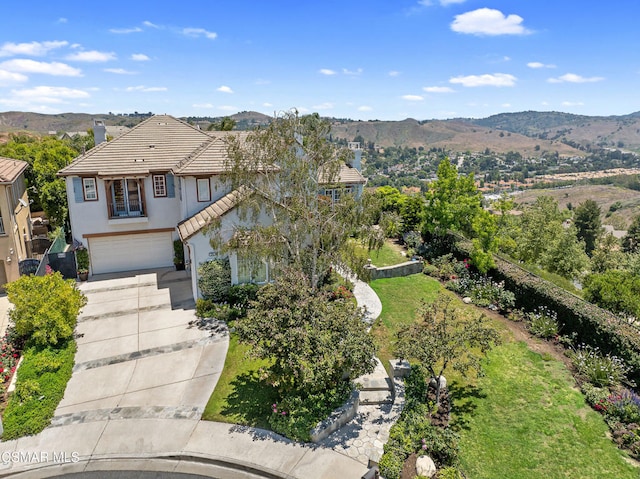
[360,240,409,267]
[371,274,638,478]
[369,274,442,366]
[202,334,276,428]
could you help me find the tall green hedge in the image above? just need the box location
[437,232,640,385]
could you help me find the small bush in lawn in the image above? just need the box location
[423,263,439,277]
[526,306,559,339]
[569,344,630,388]
[612,422,640,458]
[437,467,466,479]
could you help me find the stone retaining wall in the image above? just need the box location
[309,389,360,443]
[365,260,424,280]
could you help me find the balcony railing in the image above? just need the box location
[109,198,145,218]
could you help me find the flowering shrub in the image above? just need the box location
[526,306,559,339]
[330,285,354,301]
[0,331,19,386]
[568,344,630,387]
[594,389,640,425]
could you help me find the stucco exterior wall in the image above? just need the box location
[0,179,32,284]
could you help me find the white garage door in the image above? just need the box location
[89,232,173,274]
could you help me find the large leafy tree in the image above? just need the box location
[0,135,77,227]
[424,158,483,237]
[513,196,565,264]
[235,269,376,396]
[573,199,602,256]
[397,293,500,404]
[219,110,374,290]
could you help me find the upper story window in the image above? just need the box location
[319,186,353,204]
[106,178,145,218]
[153,174,167,197]
[197,178,211,202]
[83,177,98,201]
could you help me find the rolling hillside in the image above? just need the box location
[2,110,640,157]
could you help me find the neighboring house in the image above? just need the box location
[0,157,33,286]
[59,115,365,299]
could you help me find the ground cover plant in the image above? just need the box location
[371,275,638,478]
[1,272,86,439]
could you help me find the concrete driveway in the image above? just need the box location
[53,268,229,425]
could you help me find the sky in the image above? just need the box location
[1,1,639,121]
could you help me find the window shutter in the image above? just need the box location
[167,174,175,198]
[72,177,84,203]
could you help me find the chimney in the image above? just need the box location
[348,142,362,171]
[93,119,107,146]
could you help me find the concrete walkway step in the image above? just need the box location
[359,389,394,405]
[358,376,393,391]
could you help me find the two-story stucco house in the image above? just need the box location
[0,157,33,286]
[59,114,365,299]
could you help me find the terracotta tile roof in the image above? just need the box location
[336,163,367,185]
[59,115,211,177]
[177,186,252,241]
[175,132,251,176]
[0,157,28,183]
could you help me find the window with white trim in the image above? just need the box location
[319,186,353,204]
[153,174,167,197]
[237,255,268,284]
[197,178,211,202]
[83,177,98,201]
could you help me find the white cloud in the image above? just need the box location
[66,50,116,62]
[358,105,373,111]
[182,28,217,40]
[217,85,233,93]
[449,73,516,87]
[528,61,556,69]
[388,70,401,77]
[143,21,161,29]
[0,40,68,57]
[423,86,455,93]
[440,0,466,5]
[343,68,363,76]
[402,95,424,101]
[548,73,604,83]
[501,103,512,107]
[0,59,82,76]
[319,69,337,76]
[451,8,531,36]
[109,27,142,34]
[131,53,150,62]
[312,102,334,110]
[0,69,28,85]
[125,85,167,92]
[562,101,584,106]
[193,103,213,108]
[104,68,136,75]
[11,86,90,103]
[263,102,273,107]
[218,105,237,111]
[57,18,67,24]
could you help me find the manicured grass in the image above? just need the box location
[368,241,409,267]
[454,341,637,479]
[369,274,441,366]
[371,274,638,478]
[202,334,276,429]
[516,260,583,297]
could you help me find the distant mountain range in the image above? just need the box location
[1,110,639,156]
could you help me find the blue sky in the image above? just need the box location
[1,1,638,121]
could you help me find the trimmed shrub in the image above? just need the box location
[6,273,87,347]
[195,299,240,322]
[435,231,640,385]
[198,258,231,302]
